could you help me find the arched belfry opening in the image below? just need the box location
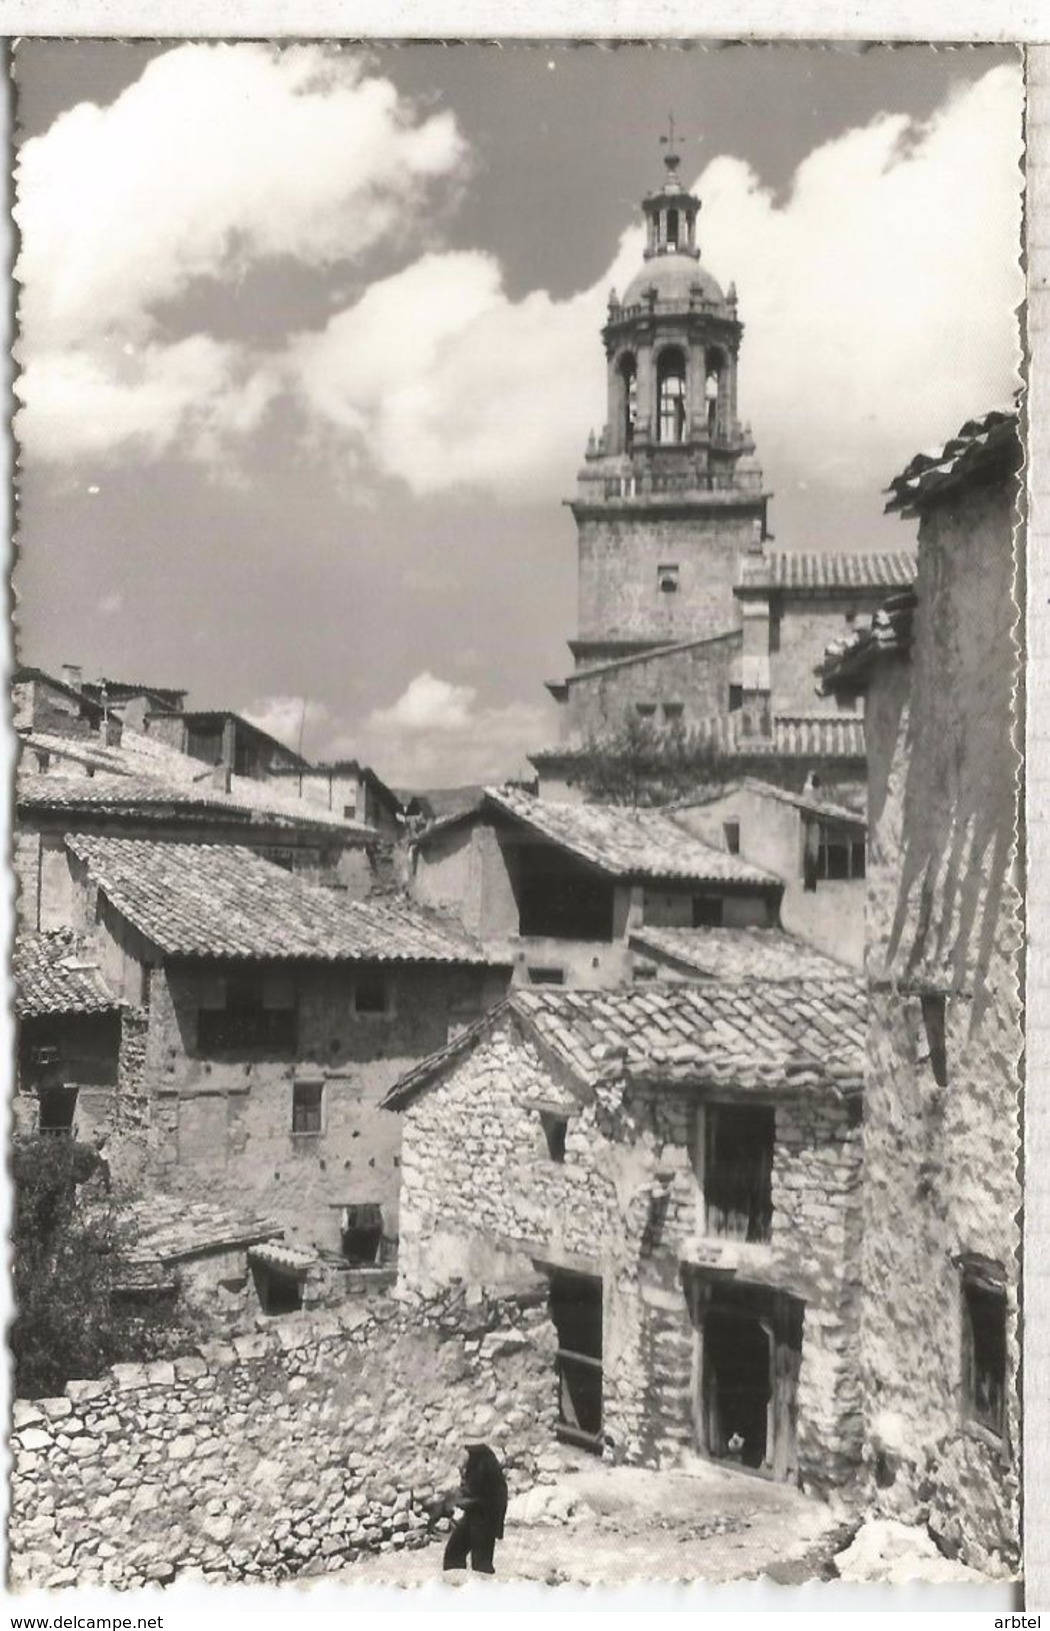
[619,354,638,453]
[706,349,725,438]
[657,349,687,445]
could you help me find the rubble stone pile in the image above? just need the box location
[9,1283,558,1590]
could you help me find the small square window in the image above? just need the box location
[540,1111,568,1163]
[663,702,684,724]
[635,703,657,719]
[355,974,391,1015]
[632,963,658,983]
[292,1079,324,1135]
[723,821,741,855]
[343,803,357,820]
[657,563,679,594]
[693,895,723,928]
[961,1266,1007,1440]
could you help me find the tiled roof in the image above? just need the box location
[384,981,865,1109]
[529,712,866,767]
[670,776,864,824]
[885,408,1022,515]
[66,836,499,964]
[737,550,917,595]
[17,765,375,841]
[629,926,854,982]
[815,591,918,694]
[483,787,781,888]
[14,931,122,1018]
[122,1197,283,1265]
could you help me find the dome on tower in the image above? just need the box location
[621,251,727,312]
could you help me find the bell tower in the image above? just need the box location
[569,129,769,669]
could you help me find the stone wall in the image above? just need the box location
[770,598,875,716]
[395,1012,862,1486]
[564,632,741,739]
[10,1287,559,1590]
[576,511,755,645]
[859,476,1022,1571]
[135,960,507,1251]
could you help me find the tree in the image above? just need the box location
[577,713,733,807]
[11,1135,191,1399]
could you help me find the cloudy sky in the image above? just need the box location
[13,42,1023,788]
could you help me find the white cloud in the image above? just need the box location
[16,43,465,463]
[242,694,333,754]
[346,671,552,786]
[292,63,1022,499]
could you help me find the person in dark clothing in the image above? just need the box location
[442,1443,508,1575]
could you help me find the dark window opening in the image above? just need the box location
[657,352,687,444]
[768,607,782,655]
[529,966,565,986]
[252,1263,303,1316]
[704,1104,774,1243]
[723,821,741,856]
[635,702,657,719]
[292,1079,323,1136]
[619,355,637,453]
[633,963,658,982]
[197,973,298,1055]
[805,820,866,890]
[38,1085,77,1136]
[259,846,296,872]
[657,563,679,594]
[663,702,684,724]
[728,684,743,713]
[514,843,616,942]
[666,207,679,249]
[355,974,391,1015]
[549,1270,603,1451]
[693,895,724,928]
[920,994,949,1087]
[540,1111,568,1163]
[705,369,720,435]
[341,1203,384,1265]
[343,802,357,820]
[962,1269,1007,1439]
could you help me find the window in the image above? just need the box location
[343,802,357,820]
[961,1262,1007,1440]
[292,1079,324,1136]
[635,702,657,720]
[723,821,741,856]
[728,684,743,713]
[38,1085,77,1136]
[703,1104,775,1243]
[663,702,684,725]
[196,972,298,1054]
[657,563,679,594]
[919,994,948,1087]
[665,206,679,249]
[341,1203,384,1265]
[705,368,720,435]
[657,351,687,444]
[693,895,724,928]
[619,355,637,453]
[804,819,866,890]
[529,966,565,986]
[632,963,658,983]
[540,1110,568,1163]
[354,973,391,1015]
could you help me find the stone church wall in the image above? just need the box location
[576,510,755,646]
[565,631,741,739]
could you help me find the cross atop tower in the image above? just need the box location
[660,112,682,174]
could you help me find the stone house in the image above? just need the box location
[14,930,125,1141]
[80,676,189,734]
[409,785,783,988]
[671,778,867,969]
[817,407,1023,1571]
[266,759,403,839]
[385,979,865,1489]
[51,834,510,1257]
[15,773,378,932]
[145,707,306,781]
[13,666,107,741]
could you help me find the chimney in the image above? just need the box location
[62,663,83,691]
[211,764,232,794]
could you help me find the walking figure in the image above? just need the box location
[442,1443,508,1576]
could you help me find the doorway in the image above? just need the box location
[548,1269,603,1452]
[689,1277,803,1480]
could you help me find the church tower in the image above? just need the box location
[569,136,768,669]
